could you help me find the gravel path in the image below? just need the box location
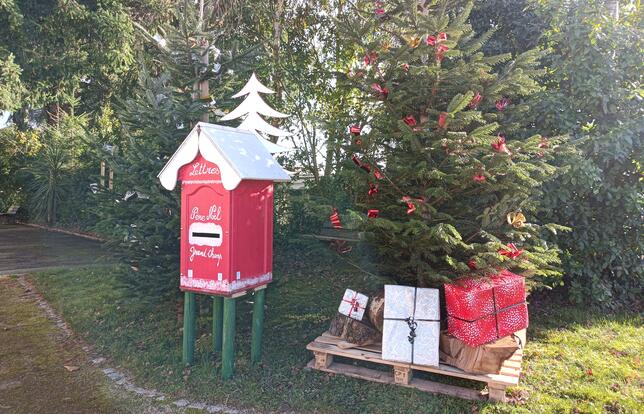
[0,276,149,413]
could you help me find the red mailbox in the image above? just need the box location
[158,122,290,296]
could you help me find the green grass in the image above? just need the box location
[30,241,643,413]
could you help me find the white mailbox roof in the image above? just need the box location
[158,122,291,191]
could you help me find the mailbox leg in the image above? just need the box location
[221,296,236,380]
[212,296,223,354]
[182,292,196,365]
[251,288,266,364]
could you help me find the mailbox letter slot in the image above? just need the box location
[189,223,223,247]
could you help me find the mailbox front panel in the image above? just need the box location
[179,154,231,295]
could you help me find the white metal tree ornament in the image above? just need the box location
[221,73,292,140]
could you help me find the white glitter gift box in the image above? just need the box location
[337,289,369,321]
[382,285,440,366]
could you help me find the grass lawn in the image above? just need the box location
[30,241,642,413]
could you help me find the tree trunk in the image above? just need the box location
[195,0,209,123]
[323,0,345,178]
[269,0,285,143]
[605,0,619,19]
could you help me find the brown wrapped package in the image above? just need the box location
[439,332,520,374]
[367,290,385,332]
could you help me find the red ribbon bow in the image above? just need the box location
[469,92,482,109]
[364,52,378,66]
[498,243,525,259]
[473,172,486,182]
[491,134,512,155]
[330,208,342,229]
[426,32,447,46]
[371,83,389,99]
[343,293,365,316]
[438,112,448,128]
[403,115,417,127]
[402,196,416,214]
[496,97,510,111]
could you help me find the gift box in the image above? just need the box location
[338,289,369,321]
[439,332,520,374]
[367,290,385,332]
[382,285,440,366]
[444,270,528,347]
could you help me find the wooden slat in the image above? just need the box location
[307,340,519,386]
[318,332,382,352]
[315,331,522,382]
[306,360,485,401]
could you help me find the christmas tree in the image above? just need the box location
[337,0,566,287]
[220,72,292,150]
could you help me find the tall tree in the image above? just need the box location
[532,0,643,308]
[95,0,247,294]
[334,0,566,286]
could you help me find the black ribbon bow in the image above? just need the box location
[405,316,417,344]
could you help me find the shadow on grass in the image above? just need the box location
[28,240,643,414]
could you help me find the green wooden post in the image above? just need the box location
[250,288,266,364]
[221,296,236,379]
[212,296,223,354]
[182,291,196,365]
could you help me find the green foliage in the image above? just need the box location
[20,113,90,225]
[470,0,549,56]
[335,0,565,286]
[0,126,41,211]
[530,1,643,309]
[94,1,247,296]
[0,53,24,111]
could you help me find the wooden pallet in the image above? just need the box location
[306,332,523,402]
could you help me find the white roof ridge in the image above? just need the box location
[158,122,290,191]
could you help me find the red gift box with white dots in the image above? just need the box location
[444,270,528,347]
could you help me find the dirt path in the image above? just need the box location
[0,276,153,414]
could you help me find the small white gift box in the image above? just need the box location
[382,285,440,366]
[338,289,369,321]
